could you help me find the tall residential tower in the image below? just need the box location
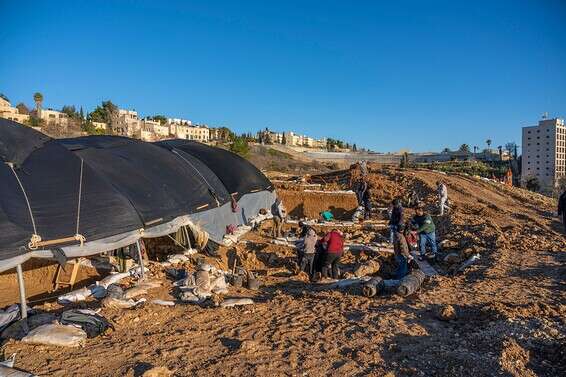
[521,117,566,191]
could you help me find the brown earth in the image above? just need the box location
[2,168,566,377]
[277,189,358,219]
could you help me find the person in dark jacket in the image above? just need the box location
[362,184,372,220]
[411,204,437,260]
[389,198,404,243]
[320,229,344,279]
[393,224,412,278]
[558,191,566,233]
[354,178,368,206]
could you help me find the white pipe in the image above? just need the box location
[16,264,27,319]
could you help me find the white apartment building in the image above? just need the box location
[0,97,30,123]
[175,124,210,142]
[521,117,566,191]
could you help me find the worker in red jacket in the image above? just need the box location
[321,229,344,279]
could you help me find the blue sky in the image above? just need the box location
[1,0,565,152]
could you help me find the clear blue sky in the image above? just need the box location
[1,0,565,152]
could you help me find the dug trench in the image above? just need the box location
[1,167,565,377]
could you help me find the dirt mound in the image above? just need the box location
[3,167,565,377]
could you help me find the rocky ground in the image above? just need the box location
[1,167,565,376]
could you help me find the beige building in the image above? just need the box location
[0,97,30,123]
[114,109,141,137]
[521,117,566,191]
[175,124,210,142]
[38,108,69,128]
[92,121,107,130]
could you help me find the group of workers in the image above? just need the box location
[270,176,450,281]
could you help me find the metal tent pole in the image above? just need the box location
[135,240,145,280]
[16,264,28,319]
[183,225,192,251]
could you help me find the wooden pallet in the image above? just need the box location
[52,259,82,291]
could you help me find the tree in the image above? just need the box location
[16,103,30,114]
[352,144,357,152]
[79,106,84,119]
[497,145,503,161]
[87,101,118,124]
[486,139,492,149]
[33,92,43,112]
[148,115,167,124]
[525,176,540,192]
[61,105,82,119]
[505,142,517,160]
[230,136,250,157]
[281,132,287,145]
[0,93,9,102]
[458,144,470,153]
[442,147,451,153]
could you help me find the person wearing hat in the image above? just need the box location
[393,224,412,278]
[411,204,437,260]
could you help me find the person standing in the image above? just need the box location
[321,229,344,279]
[355,178,368,207]
[300,228,318,276]
[558,190,566,233]
[389,198,404,243]
[411,204,437,260]
[271,198,286,238]
[437,181,448,215]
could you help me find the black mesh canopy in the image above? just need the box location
[156,139,273,199]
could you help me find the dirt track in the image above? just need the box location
[2,168,565,376]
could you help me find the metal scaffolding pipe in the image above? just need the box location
[16,264,28,319]
[135,240,145,280]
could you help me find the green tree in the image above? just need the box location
[33,92,43,111]
[87,101,118,124]
[525,176,540,192]
[281,132,287,145]
[486,139,492,149]
[148,115,167,124]
[352,144,357,152]
[0,93,9,102]
[505,142,517,160]
[442,147,451,153]
[61,105,82,119]
[230,135,250,157]
[458,144,470,153]
[16,103,30,114]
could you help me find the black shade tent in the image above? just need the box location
[0,119,275,296]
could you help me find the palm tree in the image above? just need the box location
[33,92,44,113]
[486,139,492,150]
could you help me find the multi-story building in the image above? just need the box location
[166,118,192,136]
[114,109,141,137]
[521,117,566,191]
[174,124,210,142]
[38,108,69,128]
[0,97,30,123]
[92,121,107,131]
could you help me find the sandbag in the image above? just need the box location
[0,305,20,330]
[57,285,106,304]
[220,298,254,308]
[397,270,426,296]
[151,300,176,307]
[362,277,384,297]
[123,281,162,299]
[22,323,87,347]
[101,297,146,309]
